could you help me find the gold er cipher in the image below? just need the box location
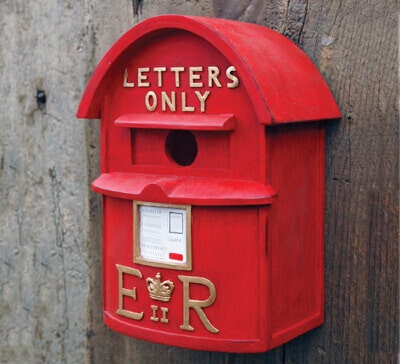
[116,264,219,334]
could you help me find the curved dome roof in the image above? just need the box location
[77,15,341,124]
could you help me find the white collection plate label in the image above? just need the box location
[134,202,192,270]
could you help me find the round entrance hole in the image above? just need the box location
[165,130,198,166]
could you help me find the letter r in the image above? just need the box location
[178,275,219,334]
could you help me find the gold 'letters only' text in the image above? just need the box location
[123,65,239,113]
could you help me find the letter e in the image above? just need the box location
[116,264,144,320]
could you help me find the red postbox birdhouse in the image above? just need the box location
[77,15,341,353]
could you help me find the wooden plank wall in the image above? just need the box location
[0,0,397,363]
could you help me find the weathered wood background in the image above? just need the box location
[0,0,398,363]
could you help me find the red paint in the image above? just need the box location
[169,253,183,261]
[77,15,341,353]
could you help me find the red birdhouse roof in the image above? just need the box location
[77,15,341,124]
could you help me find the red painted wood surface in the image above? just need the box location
[77,15,341,124]
[114,114,236,131]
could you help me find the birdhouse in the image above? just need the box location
[77,15,341,352]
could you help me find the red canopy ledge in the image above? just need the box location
[92,173,277,206]
[77,15,341,125]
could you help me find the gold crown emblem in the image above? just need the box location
[146,273,175,302]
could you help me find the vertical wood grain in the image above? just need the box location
[294,0,398,362]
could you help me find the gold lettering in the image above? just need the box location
[123,68,134,88]
[150,305,169,323]
[161,91,176,112]
[123,65,240,113]
[208,66,222,87]
[154,67,167,87]
[116,264,144,320]
[171,67,185,87]
[150,305,159,322]
[226,66,239,88]
[178,275,219,334]
[189,66,203,88]
[194,91,211,113]
[138,67,150,87]
[160,307,169,323]
[181,93,195,112]
[145,91,157,111]
[124,65,239,90]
